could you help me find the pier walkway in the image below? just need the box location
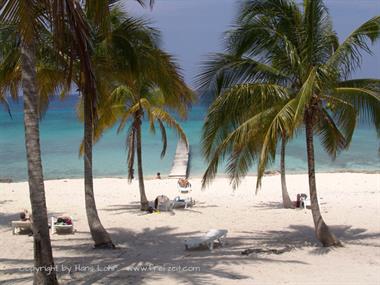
[168,139,190,178]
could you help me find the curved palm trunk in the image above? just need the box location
[135,112,149,210]
[21,39,58,284]
[305,110,342,247]
[84,94,114,248]
[280,133,293,208]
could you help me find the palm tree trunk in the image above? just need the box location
[83,93,114,248]
[305,110,342,247]
[21,38,58,284]
[135,111,149,210]
[280,133,293,208]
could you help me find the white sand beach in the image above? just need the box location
[0,172,379,284]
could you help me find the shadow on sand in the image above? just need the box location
[1,223,379,284]
[102,201,219,216]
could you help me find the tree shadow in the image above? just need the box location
[2,223,378,284]
[0,199,13,206]
[253,201,285,210]
[240,224,380,255]
[101,203,144,215]
[102,201,219,216]
[0,212,20,229]
[0,226,310,285]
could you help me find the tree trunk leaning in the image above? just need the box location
[21,38,58,285]
[135,111,149,211]
[84,92,114,248]
[280,133,294,209]
[305,110,342,247]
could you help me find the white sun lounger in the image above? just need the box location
[301,198,311,209]
[51,217,74,235]
[11,221,32,235]
[185,229,228,250]
[178,183,192,194]
[171,197,194,209]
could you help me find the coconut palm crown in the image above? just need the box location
[197,0,380,246]
[77,10,194,210]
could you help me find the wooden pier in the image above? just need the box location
[168,139,190,178]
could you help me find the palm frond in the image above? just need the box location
[202,105,280,189]
[157,119,167,159]
[293,67,318,123]
[202,82,290,160]
[256,98,298,191]
[326,16,380,78]
[333,86,380,135]
[149,107,188,148]
[196,53,289,96]
[315,108,350,159]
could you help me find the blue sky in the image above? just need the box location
[123,0,380,86]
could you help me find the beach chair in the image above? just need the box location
[51,216,74,235]
[11,210,33,235]
[11,220,32,235]
[185,229,228,250]
[172,196,194,209]
[301,197,311,209]
[177,178,192,194]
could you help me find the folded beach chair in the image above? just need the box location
[51,216,74,235]
[185,229,228,250]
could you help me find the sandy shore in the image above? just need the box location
[0,173,379,284]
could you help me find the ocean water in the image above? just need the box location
[0,95,378,182]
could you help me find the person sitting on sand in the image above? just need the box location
[156,172,161,179]
[20,209,31,221]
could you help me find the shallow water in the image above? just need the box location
[0,95,378,181]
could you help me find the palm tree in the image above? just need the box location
[0,0,124,280]
[79,0,158,248]
[198,0,380,247]
[110,85,190,210]
[86,13,193,210]
[280,132,293,208]
[2,2,158,249]
[0,1,71,283]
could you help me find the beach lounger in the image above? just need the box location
[172,197,194,209]
[177,178,192,194]
[11,220,32,235]
[185,229,228,250]
[51,216,74,235]
[153,195,194,212]
[301,198,311,209]
[11,210,33,235]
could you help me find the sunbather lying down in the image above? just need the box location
[51,215,74,234]
[146,195,195,213]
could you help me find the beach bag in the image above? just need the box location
[154,195,171,211]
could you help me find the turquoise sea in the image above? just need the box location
[0,95,379,182]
